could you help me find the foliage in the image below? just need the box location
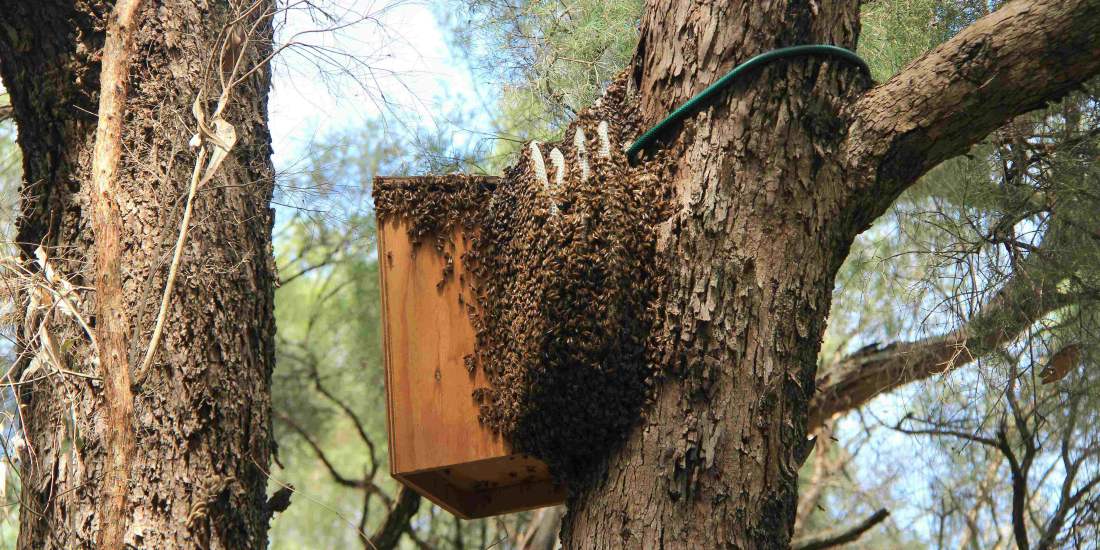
[819,2,1100,546]
[442,0,642,166]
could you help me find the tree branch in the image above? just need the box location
[273,409,393,506]
[996,425,1033,550]
[304,351,381,477]
[809,244,1076,430]
[367,487,421,550]
[791,508,890,550]
[890,415,1002,450]
[843,0,1100,226]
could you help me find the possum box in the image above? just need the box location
[377,178,566,518]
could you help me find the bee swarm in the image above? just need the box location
[375,80,675,483]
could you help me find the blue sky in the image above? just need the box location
[268,0,483,171]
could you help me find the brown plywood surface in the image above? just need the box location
[399,468,565,519]
[378,210,566,517]
[380,218,508,473]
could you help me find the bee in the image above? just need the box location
[376,77,675,481]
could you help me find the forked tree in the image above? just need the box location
[0,0,1098,549]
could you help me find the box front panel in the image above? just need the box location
[379,219,511,473]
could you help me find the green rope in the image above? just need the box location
[626,44,870,161]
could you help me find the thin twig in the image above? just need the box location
[139,146,207,372]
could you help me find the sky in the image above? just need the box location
[267,0,483,172]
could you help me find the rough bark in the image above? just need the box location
[843,0,1100,225]
[564,1,868,547]
[0,1,278,548]
[562,0,1100,548]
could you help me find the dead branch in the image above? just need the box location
[367,487,421,550]
[791,508,890,550]
[88,1,144,547]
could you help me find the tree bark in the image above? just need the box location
[843,0,1100,222]
[88,2,145,547]
[0,1,278,548]
[563,0,1100,548]
[564,1,867,547]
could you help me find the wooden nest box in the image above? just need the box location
[376,176,566,518]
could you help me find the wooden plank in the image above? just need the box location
[379,217,508,473]
[398,467,565,520]
[379,221,400,479]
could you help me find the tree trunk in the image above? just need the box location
[0,1,278,548]
[563,0,1100,546]
[563,1,866,547]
